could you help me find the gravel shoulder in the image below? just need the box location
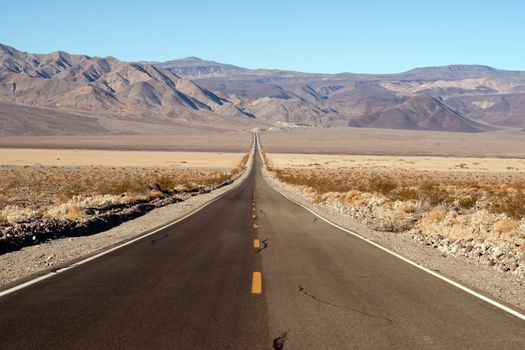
[261,166,525,312]
[0,145,254,289]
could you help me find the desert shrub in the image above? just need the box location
[426,208,447,223]
[396,201,416,214]
[459,196,477,209]
[493,219,519,234]
[367,175,397,195]
[420,184,453,206]
[395,187,418,201]
[490,185,525,219]
[155,174,177,192]
[1,205,40,223]
[66,204,83,220]
[100,180,148,195]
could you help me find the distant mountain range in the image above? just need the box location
[1,43,525,135]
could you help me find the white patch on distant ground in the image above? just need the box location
[472,100,496,109]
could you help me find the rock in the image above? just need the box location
[438,245,448,253]
[498,264,510,272]
[464,244,474,253]
[493,246,504,259]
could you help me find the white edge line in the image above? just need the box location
[0,136,257,298]
[257,134,525,321]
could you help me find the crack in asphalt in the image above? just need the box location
[272,331,288,350]
[298,286,393,326]
[150,232,169,245]
[255,239,269,253]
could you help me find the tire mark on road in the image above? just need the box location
[150,232,169,245]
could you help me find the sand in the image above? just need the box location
[261,127,525,158]
[0,149,245,169]
[267,153,525,173]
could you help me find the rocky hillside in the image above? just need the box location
[0,44,254,124]
[160,57,525,132]
[348,96,492,132]
[2,43,525,133]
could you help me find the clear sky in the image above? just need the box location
[2,0,524,73]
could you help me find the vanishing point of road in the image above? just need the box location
[0,143,524,349]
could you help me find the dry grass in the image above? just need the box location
[0,148,245,168]
[427,208,447,223]
[0,151,249,224]
[267,159,525,220]
[493,219,519,234]
[265,151,525,243]
[65,204,83,220]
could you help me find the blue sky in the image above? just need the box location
[2,0,524,73]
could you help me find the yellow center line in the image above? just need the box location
[253,239,260,249]
[252,214,257,219]
[253,223,258,229]
[251,272,262,294]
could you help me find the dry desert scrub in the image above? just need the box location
[265,154,525,276]
[0,156,248,225]
[270,167,525,239]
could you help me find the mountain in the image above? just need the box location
[399,65,525,82]
[155,57,250,79]
[157,58,525,132]
[348,96,492,132]
[0,44,254,125]
[0,101,110,136]
[2,43,525,135]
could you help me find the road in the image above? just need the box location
[0,145,524,349]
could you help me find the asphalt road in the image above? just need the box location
[0,147,524,349]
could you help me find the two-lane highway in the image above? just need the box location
[0,155,268,349]
[0,145,524,349]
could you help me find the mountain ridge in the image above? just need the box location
[2,43,525,134]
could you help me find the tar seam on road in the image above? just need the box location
[298,286,393,326]
[0,139,258,298]
[272,331,288,350]
[255,133,525,321]
[150,232,169,245]
[255,239,269,253]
